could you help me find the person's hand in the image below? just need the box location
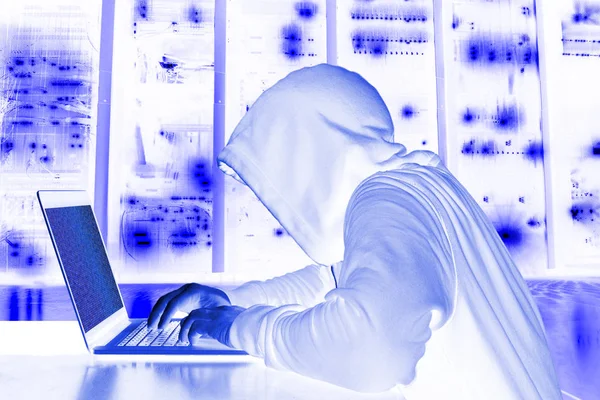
[178,305,246,347]
[147,283,231,330]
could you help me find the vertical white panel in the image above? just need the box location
[107,0,215,283]
[0,0,102,284]
[539,1,600,274]
[336,0,439,154]
[440,0,547,277]
[224,0,326,280]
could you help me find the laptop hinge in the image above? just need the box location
[97,318,132,347]
[86,308,131,348]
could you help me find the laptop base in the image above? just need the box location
[92,345,248,355]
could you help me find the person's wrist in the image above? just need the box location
[220,289,231,305]
[216,287,234,305]
[224,306,245,348]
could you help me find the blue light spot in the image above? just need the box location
[452,15,460,29]
[50,79,84,87]
[480,141,497,156]
[527,217,541,228]
[159,61,178,69]
[570,202,598,222]
[1,139,15,155]
[281,24,302,60]
[494,221,524,249]
[136,0,149,19]
[6,239,20,249]
[352,32,365,52]
[494,104,520,131]
[133,231,152,247]
[463,108,475,124]
[191,160,212,192]
[12,120,34,126]
[462,140,475,155]
[170,228,198,249]
[591,141,600,158]
[401,105,415,119]
[25,290,33,320]
[274,228,285,237]
[187,6,202,24]
[468,42,480,61]
[463,35,538,67]
[9,288,19,321]
[295,2,318,19]
[524,141,544,164]
[368,37,387,57]
[570,6,600,25]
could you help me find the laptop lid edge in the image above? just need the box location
[37,190,130,350]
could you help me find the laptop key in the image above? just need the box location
[139,329,162,346]
[163,326,181,347]
[118,321,147,346]
[127,326,151,346]
[150,321,178,346]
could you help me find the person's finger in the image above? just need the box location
[188,320,208,343]
[178,310,202,343]
[179,310,212,343]
[157,291,188,330]
[147,285,187,329]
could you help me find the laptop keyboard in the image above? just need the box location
[117,321,188,347]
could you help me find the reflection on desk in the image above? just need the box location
[0,321,403,400]
[0,356,405,400]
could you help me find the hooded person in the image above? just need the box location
[148,64,562,399]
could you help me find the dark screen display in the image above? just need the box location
[45,205,123,332]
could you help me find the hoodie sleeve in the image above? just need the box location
[222,264,337,309]
[226,182,456,393]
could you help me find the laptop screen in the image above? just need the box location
[45,205,124,332]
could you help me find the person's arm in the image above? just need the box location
[222,263,337,309]
[225,185,456,393]
[147,263,339,330]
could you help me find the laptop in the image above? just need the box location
[37,190,246,355]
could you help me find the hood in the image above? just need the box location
[218,63,443,266]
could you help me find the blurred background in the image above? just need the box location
[0,1,599,396]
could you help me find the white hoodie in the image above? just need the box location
[218,64,562,399]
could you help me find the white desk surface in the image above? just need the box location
[0,322,405,400]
